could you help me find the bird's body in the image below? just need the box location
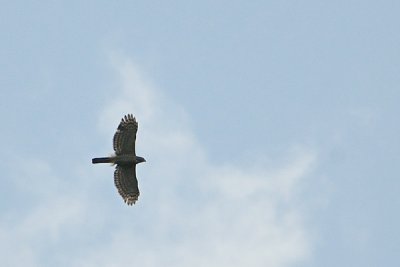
[92,114,146,205]
[92,155,145,165]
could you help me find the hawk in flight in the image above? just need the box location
[92,114,146,205]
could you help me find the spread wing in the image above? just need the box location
[113,114,138,155]
[114,165,140,205]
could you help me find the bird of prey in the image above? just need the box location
[92,114,146,205]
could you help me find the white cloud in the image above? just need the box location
[82,54,317,267]
[0,54,316,267]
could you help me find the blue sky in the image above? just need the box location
[1,1,399,266]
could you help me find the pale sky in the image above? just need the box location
[1,1,399,266]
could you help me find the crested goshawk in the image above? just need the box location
[92,114,146,205]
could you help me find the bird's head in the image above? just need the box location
[136,156,146,164]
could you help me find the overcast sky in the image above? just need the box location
[1,1,399,266]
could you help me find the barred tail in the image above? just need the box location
[92,157,113,164]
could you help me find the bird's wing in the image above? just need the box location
[114,165,140,205]
[113,114,138,155]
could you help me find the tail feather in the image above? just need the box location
[92,157,113,164]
